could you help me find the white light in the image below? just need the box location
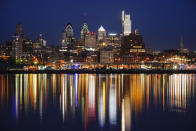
[108,33,117,36]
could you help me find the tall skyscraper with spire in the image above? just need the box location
[80,13,90,39]
[122,10,131,36]
[180,36,184,53]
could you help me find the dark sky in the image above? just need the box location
[0,0,196,50]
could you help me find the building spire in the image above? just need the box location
[84,12,87,22]
[180,36,184,53]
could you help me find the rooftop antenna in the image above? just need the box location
[84,12,87,22]
[180,36,184,52]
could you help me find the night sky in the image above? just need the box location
[0,0,196,50]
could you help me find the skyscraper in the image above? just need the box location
[38,34,47,47]
[122,10,131,36]
[180,36,184,53]
[98,26,106,41]
[121,29,145,55]
[85,32,96,50]
[61,23,75,53]
[12,24,24,60]
[80,15,90,39]
[62,23,74,45]
[106,33,119,49]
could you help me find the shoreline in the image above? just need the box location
[0,69,196,74]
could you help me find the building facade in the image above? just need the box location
[100,49,114,64]
[12,24,24,60]
[85,32,96,50]
[98,26,106,41]
[122,10,131,36]
[121,29,145,55]
[81,21,90,40]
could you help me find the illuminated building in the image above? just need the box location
[85,32,96,50]
[105,33,120,53]
[100,49,114,64]
[97,26,107,49]
[179,36,184,53]
[179,36,189,54]
[122,10,131,36]
[37,34,47,47]
[12,24,24,60]
[61,23,75,52]
[5,40,12,56]
[121,29,145,55]
[23,39,33,56]
[98,26,106,41]
[0,45,5,55]
[80,16,90,40]
[32,34,47,55]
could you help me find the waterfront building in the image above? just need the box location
[100,48,114,64]
[122,10,131,36]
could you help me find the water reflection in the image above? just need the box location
[0,74,195,130]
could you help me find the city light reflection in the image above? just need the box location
[0,73,195,130]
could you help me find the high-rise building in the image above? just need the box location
[5,40,12,56]
[61,23,75,52]
[12,24,24,60]
[80,17,90,40]
[98,26,106,41]
[15,24,24,38]
[23,39,33,55]
[179,36,189,53]
[179,36,184,53]
[38,34,47,47]
[62,23,74,45]
[85,32,96,50]
[33,34,47,54]
[106,33,119,48]
[121,29,145,55]
[122,10,131,36]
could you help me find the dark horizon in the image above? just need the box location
[0,0,196,51]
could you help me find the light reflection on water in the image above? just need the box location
[0,74,195,131]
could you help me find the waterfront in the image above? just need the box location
[0,74,196,131]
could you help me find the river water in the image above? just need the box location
[0,74,196,131]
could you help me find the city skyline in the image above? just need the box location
[0,0,196,50]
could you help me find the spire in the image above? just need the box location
[81,14,90,39]
[15,24,24,36]
[180,36,184,52]
[84,12,87,22]
[121,10,125,34]
[98,26,105,32]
